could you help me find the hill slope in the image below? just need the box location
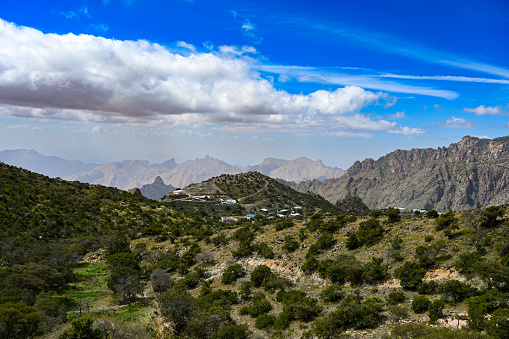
[297,136,509,211]
[175,171,340,214]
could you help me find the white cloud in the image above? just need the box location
[464,105,507,116]
[5,124,41,130]
[438,117,475,128]
[386,111,406,119]
[177,41,197,53]
[388,126,425,136]
[0,19,418,137]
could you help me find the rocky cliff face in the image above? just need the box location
[296,136,509,211]
[140,176,175,200]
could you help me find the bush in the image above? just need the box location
[394,261,426,290]
[411,296,430,314]
[250,265,272,287]
[282,235,299,253]
[221,264,246,285]
[435,211,456,231]
[386,290,406,305]
[275,218,294,231]
[357,218,384,246]
[345,232,360,250]
[487,308,509,338]
[428,300,446,322]
[150,268,174,293]
[255,313,276,329]
[255,242,274,259]
[318,255,363,285]
[385,208,401,223]
[362,257,388,284]
[439,280,476,303]
[320,283,344,302]
[273,312,292,330]
[417,281,439,295]
[240,297,272,318]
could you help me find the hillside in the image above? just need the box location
[1,162,509,339]
[297,136,509,211]
[172,171,341,214]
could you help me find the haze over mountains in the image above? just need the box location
[0,149,344,192]
[296,136,509,212]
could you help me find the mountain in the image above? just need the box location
[66,159,178,190]
[171,171,340,214]
[140,176,175,200]
[296,136,509,211]
[0,149,99,178]
[243,157,344,183]
[158,155,242,189]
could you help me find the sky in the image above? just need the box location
[0,0,508,168]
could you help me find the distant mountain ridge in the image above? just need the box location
[243,157,344,182]
[296,136,509,211]
[0,149,343,195]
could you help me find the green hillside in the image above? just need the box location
[1,162,509,339]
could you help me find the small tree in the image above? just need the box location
[428,300,446,322]
[411,296,430,314]
[59,317,101,339]
[107,267,144,302]
[394,261,426,290]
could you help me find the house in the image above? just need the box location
[245,214,256,220]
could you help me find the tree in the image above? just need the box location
[435,211,456,231]
[160,287,197,335]
[487,308,509,338]
[428,300,446,322]
[385,208,401,223]
[250,265,272,287]
[411,296,430,314]
[222,264,246,285]
[357,218,384,246]
[394,261,426,290]
[0,301,41,339]
[58,317,102,339]
[150,268,174,293]
[107,267,144,302]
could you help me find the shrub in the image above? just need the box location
[301,255,319,274]
[385,208,401,223]
[394,261,426,290]
[221,264,246,285]
[411,296,430,314]
[283,235,299,253]
[320,283,344,302]
[346,232,360,250]
[417,281,439,295]
[439,280,476,303]
[428,300,446,322]
[435,211,456,231]
[318,255,363,285]
[487,308,509,338]
[255,313,276,329]
[255,242,275,259]
[357,218,384,246]
[250,265,272,287]
[386,290,406,305]
[240,297,272,318]
[150,268,174,293]
[275,218,294,231]
[362,257,388,284]
[273,312,292,330]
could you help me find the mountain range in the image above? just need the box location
[295,135,509,211]
[0,149,343,192]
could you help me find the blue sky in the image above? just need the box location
[0,0,508,168]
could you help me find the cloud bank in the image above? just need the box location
[0,19,419,136]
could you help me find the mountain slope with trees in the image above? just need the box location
[2,161,509,339]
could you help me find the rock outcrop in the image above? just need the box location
[297,136,509,211]
[140,176,175,200]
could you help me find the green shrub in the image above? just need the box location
[320,283,344,302]
[255,313,276,329]
[411,296,430,314]
[221,264,246,285]
[386,290,406,305]
[428,300,446,322]
[250,265,272,287]
[394,261,426,290]
[283,235,299,253]
[487,308,509,338]
[255,242,275,259]
[357,218,384,246]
